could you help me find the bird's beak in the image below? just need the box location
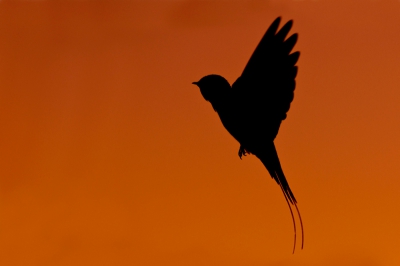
[192,81,198,85]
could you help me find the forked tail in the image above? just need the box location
[257,144,304,253]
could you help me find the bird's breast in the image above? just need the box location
[216,103,245,144]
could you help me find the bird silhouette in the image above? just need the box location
[193,17,303,253]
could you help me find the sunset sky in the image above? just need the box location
[1,1,400,265]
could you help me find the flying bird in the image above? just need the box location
[193,17,303,253]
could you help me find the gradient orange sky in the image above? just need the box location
[1,1,400,265]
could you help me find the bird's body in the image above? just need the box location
[193,17,303,252]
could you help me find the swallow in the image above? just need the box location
[193,17,303,253]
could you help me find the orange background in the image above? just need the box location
[1,1,400,265]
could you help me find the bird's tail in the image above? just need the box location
[257,143,304,253]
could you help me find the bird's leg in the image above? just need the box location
[238,145,249,160]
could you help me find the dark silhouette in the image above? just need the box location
[193,17,303,253]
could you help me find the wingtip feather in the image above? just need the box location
[276,20,293,41]
[267,17,282,36]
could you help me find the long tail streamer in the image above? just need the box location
[275,171,304,253]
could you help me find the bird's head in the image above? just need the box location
[192,74,230,103]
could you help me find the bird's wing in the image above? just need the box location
[232,17,300,139]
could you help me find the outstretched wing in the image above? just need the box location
[232,17,300,140]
